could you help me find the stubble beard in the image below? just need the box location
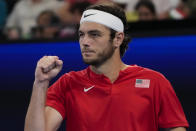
[82,44,116,67]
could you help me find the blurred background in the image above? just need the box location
[0,0,196,130]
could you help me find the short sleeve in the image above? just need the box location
[46,74,69,119]
[156,75,189,128]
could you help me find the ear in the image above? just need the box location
[113,32,124,48]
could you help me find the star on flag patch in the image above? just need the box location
[135,79,150,88]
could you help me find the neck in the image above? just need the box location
[90,52,128,83]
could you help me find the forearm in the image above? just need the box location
[25,56,63,131]
[24,81,49,131]
[165,127,186,131]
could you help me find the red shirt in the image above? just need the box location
[46,65,189,131]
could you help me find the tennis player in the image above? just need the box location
[25,2,189,131]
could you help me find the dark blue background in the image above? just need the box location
[0,35,195,130]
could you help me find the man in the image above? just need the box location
[25,2,189,131]
[5,0,63,37]
[69,1,91,24]
[135,0,157,21]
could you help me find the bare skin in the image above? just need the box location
[166,128,186,131]
[24,56,63,131]
[79,22,126,83]
[24,22,187,131]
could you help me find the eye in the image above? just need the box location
[78,32,84,38]
[90,33,100,38]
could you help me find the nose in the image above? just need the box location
[80,34,91,47]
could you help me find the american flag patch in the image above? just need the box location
[135,79,150,88]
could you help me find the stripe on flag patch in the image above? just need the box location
[135,79,150,88]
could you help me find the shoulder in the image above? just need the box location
[15,1,27,8]
[59,68,88,82]
[134,66,171,88]
[10,0,29,13]
[49,68,88,90]
[137,66,167,81]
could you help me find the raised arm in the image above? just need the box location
[24,56,63,131]
[165,127,187,131]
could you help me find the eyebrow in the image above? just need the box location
[88,30,101,34]
[78,29,102,34]
[78,30,83,34]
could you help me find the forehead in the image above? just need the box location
[79,22,110,33]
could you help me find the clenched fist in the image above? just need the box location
[35,56,63,82]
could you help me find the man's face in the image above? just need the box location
[79,22,116,66]
[137,6,155,21]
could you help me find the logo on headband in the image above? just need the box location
[84,13,96,18]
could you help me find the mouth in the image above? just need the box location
[82,51,94,55]
[82,50,95,57]
[82,49,95,54]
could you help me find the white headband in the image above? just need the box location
[80,9,124,32]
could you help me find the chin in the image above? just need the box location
[83,58,100,66]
